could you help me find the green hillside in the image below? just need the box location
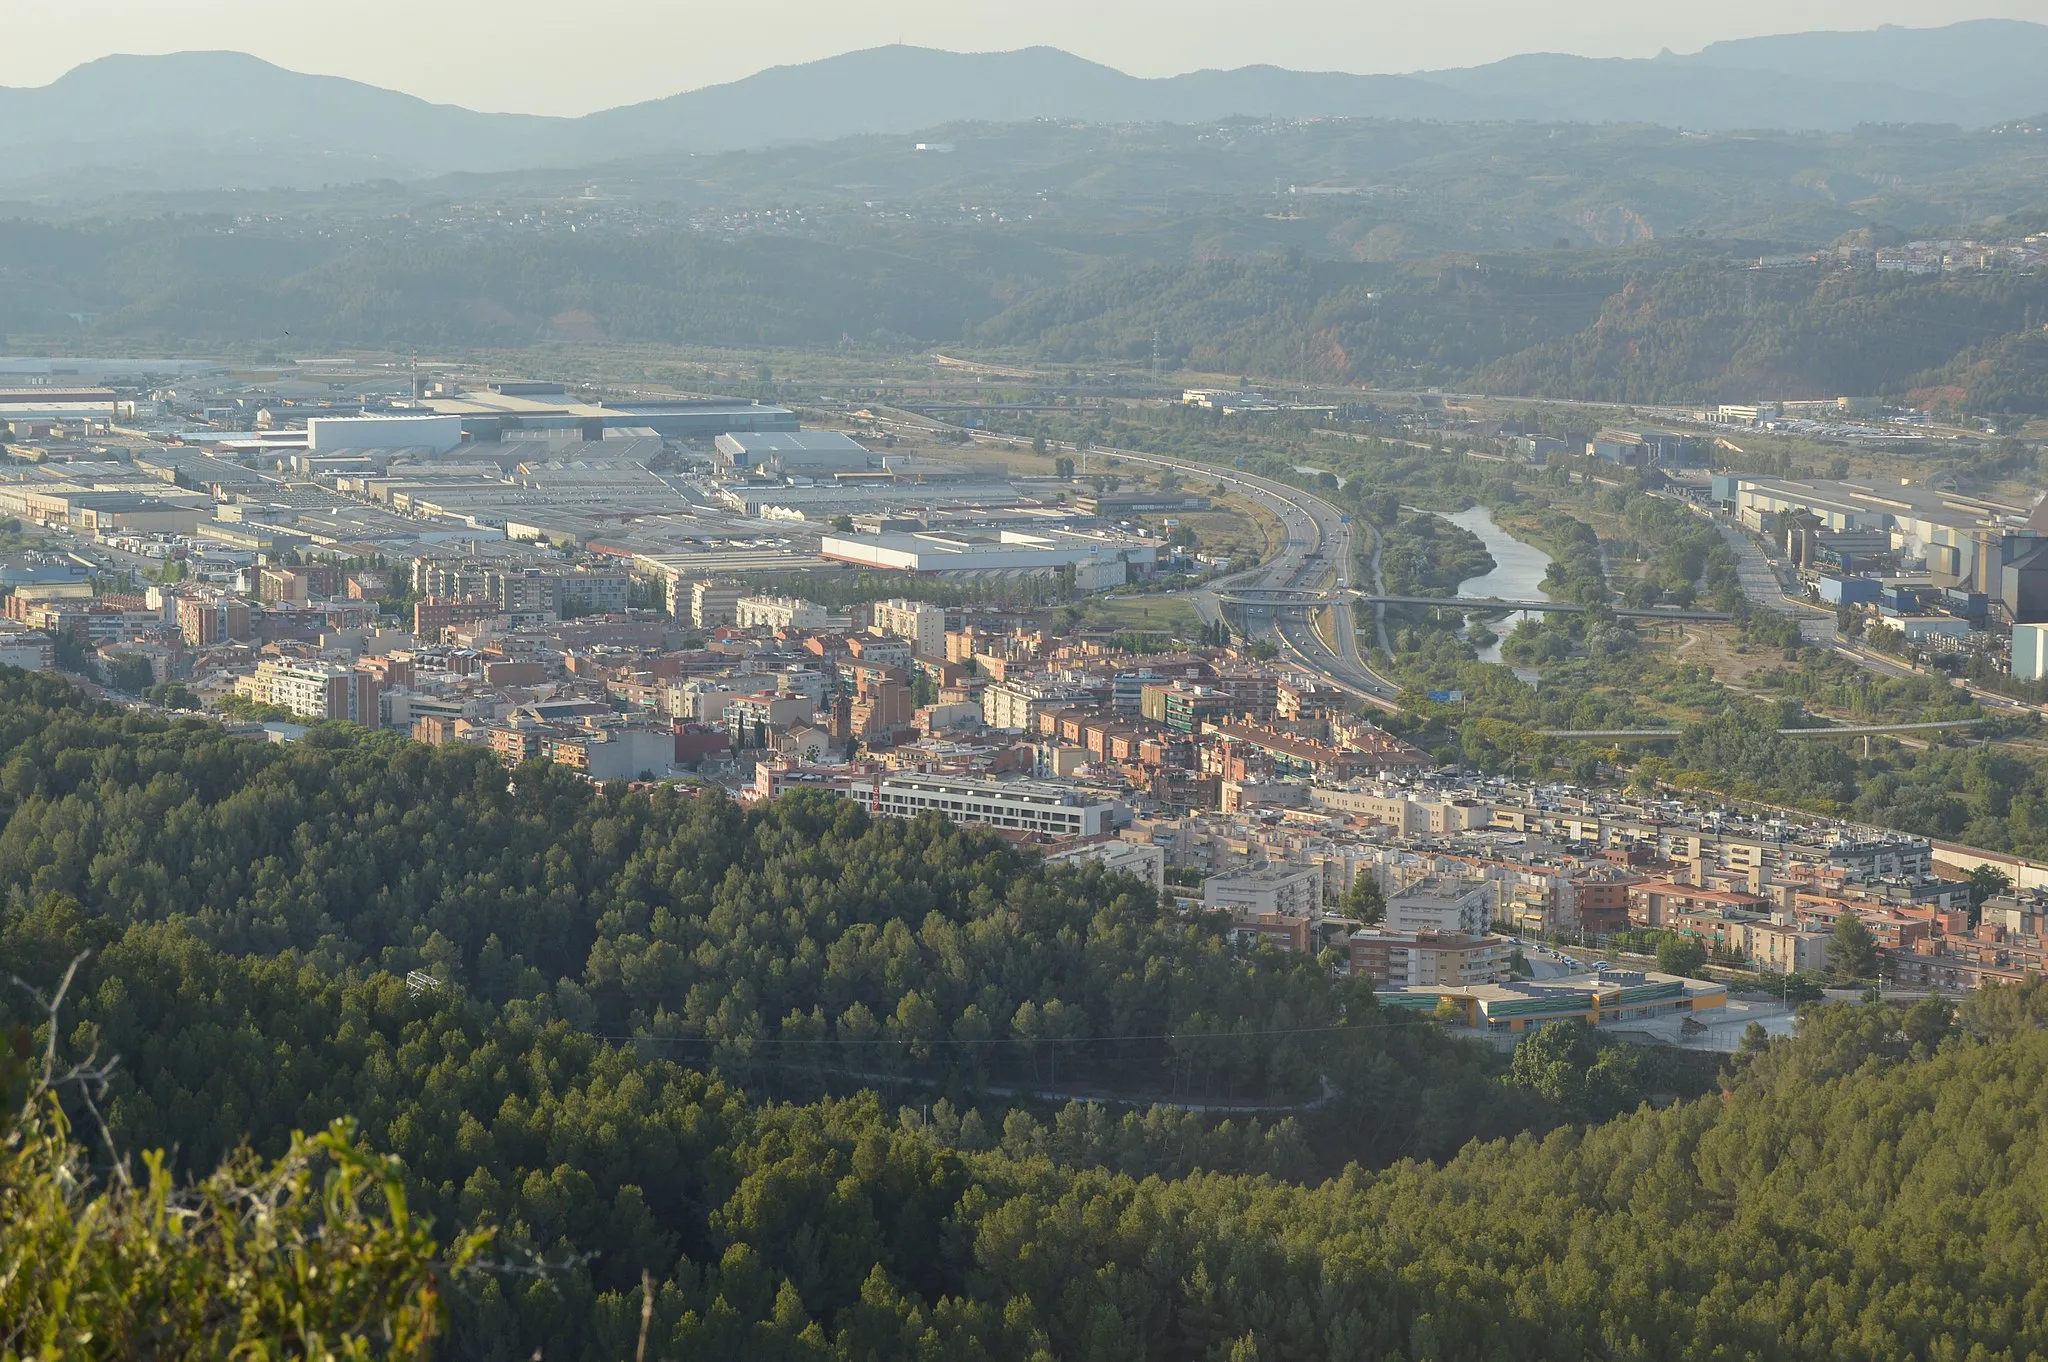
[1475,261,2048,407]
[3,649,2043,1356]
[10,113,2048,410]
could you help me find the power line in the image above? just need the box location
[587,1014,1444,1051]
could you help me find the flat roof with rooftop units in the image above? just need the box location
[820,527,1157,574]
[719,479,1027,520]
[422,389,796,442]
[1379,969,1728,1033]
[633,548,846,578]
[715,430,872,474]
[0,388,125,421]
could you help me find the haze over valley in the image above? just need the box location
[12,14,2048,1361]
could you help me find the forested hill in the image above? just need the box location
[6,668,2048,1355]
[0,220,1028,351]
[0,667,1527,1350]
[11,109,2048,412]
[10,211,2048,411]
[972,250,2048,410]
[1473,260,2048,407]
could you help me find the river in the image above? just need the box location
[1440,505,1551,678]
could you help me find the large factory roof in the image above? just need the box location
[821,527,1155,573]
[1737,476,2025,534]
[715,430,866,455]
[420,389,796,441]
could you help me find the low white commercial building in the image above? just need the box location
[820,528,1152,592]
[870,773,1124,838]
[0,387,127,424]
[1878,615,1975,642]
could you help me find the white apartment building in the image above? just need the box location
[689,583,744,630]
[556,570,630,615]
[982,680,1091,733]
[1309,787,1491,834]
[849,636,914,669]
[0,622,53,667]
[736,595,828,631]
[726,692,816,740]
[1744,921,1831,975]
[871,598,947,657]
[562,728,677,783]
[777,666,830,705]
[240,660,377,724]
[1384,877,1493,936]
[1048,839,1166,891]
[666,676,777,722]
[1202,866,1325,917]
[0,629,54,671]
[981,681,1039,732]
[870,773,1123,838]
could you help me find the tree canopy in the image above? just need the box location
[7,668,2048,1358]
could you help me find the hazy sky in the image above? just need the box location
[10,0,2048,116]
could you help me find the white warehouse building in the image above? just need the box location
[307,414,465,454]
[820,528,1152,592]
[0,388,129,424]
[715,430,872,475]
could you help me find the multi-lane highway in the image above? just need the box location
[908,408,2035,731]
[876,415,1403,704]
[1030,441,1402,705]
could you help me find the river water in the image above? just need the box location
[1441,506,1552,678]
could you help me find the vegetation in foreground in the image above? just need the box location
[12,903,2048,1358]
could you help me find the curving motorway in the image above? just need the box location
[895,419,1405,705]
[1042,441,1402,706]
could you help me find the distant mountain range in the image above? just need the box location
[3,20,2047,197]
